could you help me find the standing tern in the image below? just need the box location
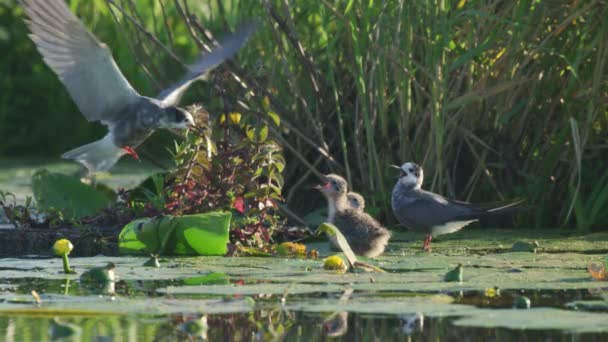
[391,162,523,251]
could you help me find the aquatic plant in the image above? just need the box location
[52,238,75,274]
[3,0,606,231]
[166,104,286,248]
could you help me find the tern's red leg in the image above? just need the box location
[122,146,140,160]
[422,235,432,252]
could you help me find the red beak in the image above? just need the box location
[315,183,331,190]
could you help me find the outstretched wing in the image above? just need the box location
[23,0,140,124]
[158,21,257,106]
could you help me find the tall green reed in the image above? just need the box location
[2,0,606,229]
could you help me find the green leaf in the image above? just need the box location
[316,223,358,268]
[118,212,231,256]
[257,125,269,143]
[274,162,285,173]
[268,111,280,126]
[175,212,231,255]
[245,126,255,142]
[31,169,113,220]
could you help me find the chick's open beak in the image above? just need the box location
[390,165,403,178]
[314,183,331,190]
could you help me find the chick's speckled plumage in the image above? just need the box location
[317,174,390,258]
[333,209,391,258]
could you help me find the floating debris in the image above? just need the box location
[444,264,463,282]
[80,262,116,294]
[513,295,531,309]
[511,240,540,253]
[143,254,161,268]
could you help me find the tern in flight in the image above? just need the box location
[23,0,256,173]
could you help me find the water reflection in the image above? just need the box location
[1,278,607,341]
[1,311,607,341]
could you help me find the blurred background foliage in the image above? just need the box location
[0,0,606,230]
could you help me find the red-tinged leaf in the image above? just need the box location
[233,196,246,214]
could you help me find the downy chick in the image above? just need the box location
[316,174,391,258]
[347,192,365,211]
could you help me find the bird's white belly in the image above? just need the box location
[431,220,477,236]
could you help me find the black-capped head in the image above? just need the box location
[392,162,423,188]
[163,107,195,129]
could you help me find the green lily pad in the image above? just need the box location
[452,308,608,333]
[183,272,230,286]
[0,294,254,316]
[566,300,608,312]
[158,283,345,296]
[31,169,113,219]
[118,212,231,256]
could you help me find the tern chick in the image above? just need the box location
[23,0,256,173]
[316,174,391,258]
[347,192,365,211]
[391,162,522,252]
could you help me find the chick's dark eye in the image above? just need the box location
[409,168,415,173]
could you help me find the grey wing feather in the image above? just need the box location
[158,21,257,106]
[23,0,139,124]
[396,189,482,228]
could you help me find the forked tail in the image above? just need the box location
[486,199,528,215]
[61,134,125,173]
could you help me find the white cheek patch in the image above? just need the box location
[399,173,418,186]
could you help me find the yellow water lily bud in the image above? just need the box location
[324,255,347,272]
[53,239,74,256]
[484,287,500,298]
